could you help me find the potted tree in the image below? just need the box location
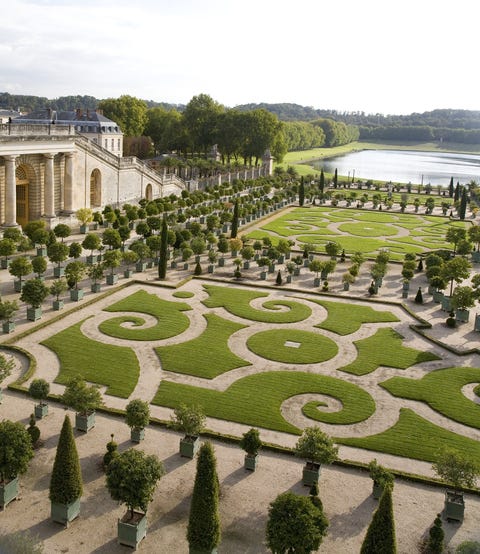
[294,426,338,486]
[440,256,471,312]
[49,415,83,526]
[20,278,49,321]
[8,256,33,292]
[50,278,68,310]
[47,241,69,278]
[76,207,93,234]
[125,399,150,443]
[451,285,475,323]
[122,250,138,278]
[65,260,86,301]
[88,263,104,293]
[0,299,18,333]
[29,378,50,419]
[62,376,104,432]
[367,459,394,499]
[342,271,355,291]
[31,255,47,281]
[432,448,479,522]
[168,403,206,458]
[0,238,17,269]
[0,420,34,509]
[103,249,122,285]
[106,448,165,549]
[81,233,101,265]
[239,428,262,471]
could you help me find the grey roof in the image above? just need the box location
[13,108,122,134]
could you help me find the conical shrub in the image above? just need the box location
[187,441,220,551]
[360,485,396,554]
[49,415,83,504]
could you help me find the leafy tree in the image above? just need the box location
[426,513,444,554]
[446,227,467,255]
[64,261,86,290]
[98,95,148,137]
[266,491,328,554]
[125,399,150,430]
[451,285,475,311]
[294,427,338,465]
[106,448,165,519]
[158,215,168,279]
[103,434,118,468]
[440,256,471,296]
[168,403,205,438]
[0,350,15,383]
[47,241,69,269]
[62,376,103,415]
[68,242,82,259]
[82,233,101,255]
[129,241,151,264]
[75,208,93,226]
[102,228,122,250]
[8,256,32,284]
[103,249,122,275]
[20,278,49,309]
[319,169,325,194]
[49,278,68,302]
[299,177,305,206]
[239,428,262,457]
[325,240,341,258]
[187,442,221,552]
[183,93,224,156]
[459,187,468,220]
[31,256,47,278]
[23,220,46,242]
[360,485,396,554]
[0,419,34,481]
[432,448,480,493]
[49,416,83,505]
[0,238,16,262]
[29,378,50,405]
[53,224,71,242]
[468,224,480,252]
[0,300,18,326]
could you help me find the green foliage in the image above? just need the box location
[187,442,221,551]
[8,256,33,281]
[239,428,262,456]
[427,514,444,554]
[368,459,394,487]
[125,399,150,429]
[230,200,239,238]
[64,260,86,289]
[154,371,375,434]
[27,413,40,445]
[106,448,164,517]
[20,278,49,308]
[61,376,104,415]
[0,420,34,481]
[0,352,15,383]
[339,328,439,376]
[0,238,17,258]
[360,485,396,554]
[156,313,249,378]
[103,434,119,468]
[194,261,202,275]
[75,208,93,225]
[266,491,328,554]
[98,95,148,137]
[158,215,168,279]
[47,241,69,265]
[168,403,206,437]
[456,542,480,554]
[414,287,423,303]
[28,378,49,402]
[294,426,338,464]
[432,448,480,491]
[49,278,68,301]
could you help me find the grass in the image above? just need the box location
[155,313,250,378]
[41,319,139,398]
[338,408,480,463]
[246,329,338,364]
[310,299,399,335]
[381,367,480,430]
[100,289,191,340]
[152,371,376,434]
[338,222,400,237]
[202,284,312,323]
[173,291,194,298]
[339,328,440,376]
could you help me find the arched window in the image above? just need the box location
[90,169,102,207]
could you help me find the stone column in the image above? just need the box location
[44,153,55,218]
[63,152,75,213]
[4,155,18,226]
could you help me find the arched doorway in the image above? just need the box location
[90,169,102,207]
[15,166,29,227]
[145,183,153,201]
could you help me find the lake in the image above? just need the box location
[310,150,480,186]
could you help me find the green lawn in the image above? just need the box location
[246,329,338,364]
[339,328,440,376]
[338,408,480,463]
[152,371,376,434]
[202,284,312,323]
[155,313,250,378]
[42,319,139,398]
[100,289,191,340]
[381,367,480,430]
[311,299,399,335]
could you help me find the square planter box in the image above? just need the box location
[171,261,178,269]
[475,313,480,332]
[36,247,47,257]
[34,403,48,419]
[91,283,102,293]
[207,264,215,274]
[444,491,464,522]
[86,255,98,265]
[124,269,133,278]
[244,454,258,471]
[218,258,226,267]
[0,477,19,509]
[313,277,321,287]
[27,307,42,322]
[260,271,267,280]
[79,224,89,234]
[180,436,200,458]
[14,280,23,293]
[130,427,145,443]
[106,274,118,285]
[183,263,189,270]
[118,511,147,549]
[286,275,292,284]
[472,251,480,263]
[455,308,470,323]
[75,411,96,432]
[135,262,147,273]
[243,261,250,270]
[293,268,301,276]
[52,299,64,311]
[51,498,81,526]
[1,258,11,269]
[302,463,321,487]
[441,295,453,312]
[70,289,84,302]
[433,290,444,303]
[53,266,65,278]
[2,321,15,334]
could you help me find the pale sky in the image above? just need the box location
[1,0,478,115]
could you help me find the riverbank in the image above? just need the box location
[278,140,480,178]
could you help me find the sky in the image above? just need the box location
[1,0,478,115]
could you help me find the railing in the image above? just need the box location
[0,123,76,136]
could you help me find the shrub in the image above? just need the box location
[426,513,444,554]
[168,403,205,438]
[415,287,423,304]
[28,378,50,404]
[294,427,338,465]
[0,419,34,481]
[194,261,202,276]
[239,428,262,457]
[103,434,119,469]
[187,442,221,552]
[62,376,104,415]
[432,448,480,492]
[125,399,150,430]
[360,485,396,554]
[368,459,394,488]
[27,414,40,446]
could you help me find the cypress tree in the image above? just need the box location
[49,415,83,505]
[158,214,168,279]
[299,177,305,207]
[230,201,239,239]
[333,168,338,188]
[454,182,460,202]
[448,177,454,198]
[187,441,221,552]
[426,513,444,553]
[415,287,423,304]
[459,187,467,220]
[360,485,396,554]
[319,169,325,195]
[276,270,282,286]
